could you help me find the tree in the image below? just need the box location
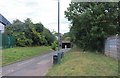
[51,40,58,50]
[61,32,71,41]
[42,28,56,45]
[65,2,120,52]
[5,18,56,47]
[34,23,44,33]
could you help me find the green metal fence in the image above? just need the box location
[0,34,2,49]
[0,34,16,48]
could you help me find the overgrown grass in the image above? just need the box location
[2,46,53,66]
[47,48,118,76]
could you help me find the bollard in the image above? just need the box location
[53,54,58,64]
[53,53,61,64]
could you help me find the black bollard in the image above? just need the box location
[53,54,58,64]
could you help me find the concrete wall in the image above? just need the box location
[105,36,120,60]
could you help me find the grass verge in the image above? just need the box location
[2,46,53,66]
[47,48,118,76]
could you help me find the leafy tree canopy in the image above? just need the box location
[5,18,56,47]
[65,2,120,52]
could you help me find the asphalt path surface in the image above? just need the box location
[1,48,71,76]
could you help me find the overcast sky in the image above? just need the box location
[0,0,71,34]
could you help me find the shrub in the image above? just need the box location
[51,41,58,51]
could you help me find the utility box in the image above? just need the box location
[105,36,120,60]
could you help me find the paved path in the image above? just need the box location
[1,48,70,76]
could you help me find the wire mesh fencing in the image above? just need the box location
[0,34,16,48]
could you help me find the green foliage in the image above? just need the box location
[5,18,56,47]
[61,32,71,41]
[51,40,58,51]
[34,23,44,32]
[65,2,120,52]
[42,28,56,45]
